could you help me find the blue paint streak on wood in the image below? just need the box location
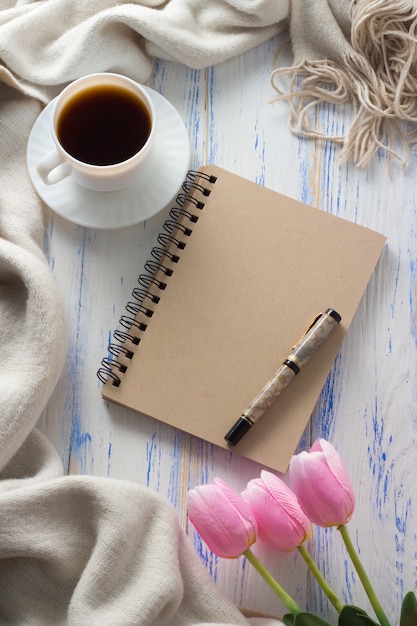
[193,533,219,582]
[313,352,342,444]
[312,526,344,617]
[365,398,392,522]
[106,441,112,477]
[297,138,312,206]
[168,430,186,510]
[194,440,212,485]
[409,257,417,346]
[67,227,97,475]
[393,481,411,601]
[237,556,249,609]
[207,67,219,165]
[187,69,203,157]
[152,59,167,86]
[146,432,157,487]
[343,556,355,606]
[70,411,92,474]
[254,117,266,188]
[390,250,401,321]
[146,432,161,491]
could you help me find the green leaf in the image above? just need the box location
[339,605,380,626]
[293,612,333,625]
[400,591,417,626]
[283,612,333,626]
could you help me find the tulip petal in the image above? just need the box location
[315,439,356,509]
[259,471,312,537]
[242,471,311,552]
[290,440,355,527]
[187,478,257,558]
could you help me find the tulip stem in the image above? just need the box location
[297,544,343,614]
[243,549,302,616]
[337,524,390,626]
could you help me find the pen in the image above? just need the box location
[224,308,341,446]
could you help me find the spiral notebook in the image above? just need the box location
[97,164,386,472]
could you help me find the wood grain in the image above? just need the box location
[37,31,417,623]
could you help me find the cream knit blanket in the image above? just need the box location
[0,0,415,623]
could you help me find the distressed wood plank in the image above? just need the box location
[37,32,417,623]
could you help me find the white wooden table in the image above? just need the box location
[37,31,417,624]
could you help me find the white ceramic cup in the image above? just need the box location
[36,73,156,192]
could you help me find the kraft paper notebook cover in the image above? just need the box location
[98,164,386,472]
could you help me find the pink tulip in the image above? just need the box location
[187,477,258,558]
[242,470,312,552]
[289,438,355,527]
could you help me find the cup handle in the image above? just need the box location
[36,150,72,185]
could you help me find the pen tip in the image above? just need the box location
[224,416,252,446]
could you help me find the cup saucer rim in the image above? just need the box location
[27,86,191,229]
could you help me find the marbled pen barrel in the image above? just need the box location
[286,308,341,372]
[244,309,341,425]
[244,363,296,424]
[224,309,341,445]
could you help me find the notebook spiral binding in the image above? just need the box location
[97,169,218,387]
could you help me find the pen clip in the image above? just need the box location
[291,313,323,351]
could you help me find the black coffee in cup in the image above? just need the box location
[56,84,152,166]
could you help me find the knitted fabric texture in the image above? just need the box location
[0,0,412,622]
[272,0,417,167]
[0,1,288,623]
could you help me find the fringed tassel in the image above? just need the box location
[271,0,417,168]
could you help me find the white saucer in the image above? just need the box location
[27,87,191,229]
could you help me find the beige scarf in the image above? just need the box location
[0,1,414,623]
[273,0,417,167]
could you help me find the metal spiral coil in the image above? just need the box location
[96,169,217,386]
